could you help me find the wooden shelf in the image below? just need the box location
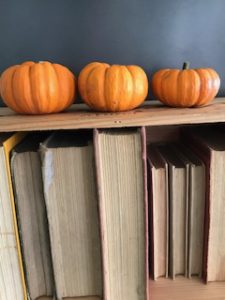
[149,277,225,300]
[2,99,225,299]
[34,278,225,300]
[38,297,98,300]
[1,97,225,131]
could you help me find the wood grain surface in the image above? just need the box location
[38,297,100,300]
[150,277,225,300]
[0,98,225,132]
[38,278,225,300]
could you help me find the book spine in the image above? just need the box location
[140,127,149,300]
[93,129,108,300]
[39,144,58,300]
[94,127,149,300]
[181,130,210,283]
[3,132,28,300]
[147,159,155,280]
[10,151,29,298]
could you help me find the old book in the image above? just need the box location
[158,144,188,279]
[40,131,102,299]
[181,126,225,282]
[147,145,169,280]
[94,128,148,300]
[173,142,205,278]
[11,133,54,300]
[0,132,27,300]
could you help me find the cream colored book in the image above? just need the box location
[158,144,187,279]
[181,127,225,282]
[40,131,102,300]
[172,143,205,278]
[0,132,27,300]
[94,128,148,300]
[11,133,55,300]
[147,145,169,280]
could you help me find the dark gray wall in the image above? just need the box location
[0,0,225,104]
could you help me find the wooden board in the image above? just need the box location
[38,297,100,300]
[38,278,225,299]
[150,277,225,300]
[0,98,225,131]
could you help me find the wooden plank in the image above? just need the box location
[38,297,100,300]
[149,277,225,300]
[0,98,225,131]
[31,278,225,300]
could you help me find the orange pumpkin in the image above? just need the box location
[78,62,148,111]
[0,61,76,114]
[151,62,220,108]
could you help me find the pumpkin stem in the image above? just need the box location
[183,62,190,70]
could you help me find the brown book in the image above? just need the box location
[181,126,225,282]
[11,133,54,300]
[147,145,169,280]
[94,128,148,300]
[158,144,188,279]
[40,131,102,299]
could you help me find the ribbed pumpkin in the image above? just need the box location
[151,62,220,108]
[0,61,76,114]
[78,62,148,111]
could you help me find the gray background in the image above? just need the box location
[0,0,224,104]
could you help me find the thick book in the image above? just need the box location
[11,133,54,300]
[94,128,148,300]
[0,132,27,300]
[181,127,225,282]
[158,144,188,279]
[147,145,169,280]
[40,131,102,299]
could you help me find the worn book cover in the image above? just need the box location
[0,132,27,300]
[158,144,188,279]
[181,126,225,282]
[147,144,169,280]
[94,127,148,300]
[172,142,205,278]
[40,131,102,299]
[11,133,54,300]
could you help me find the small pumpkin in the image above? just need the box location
[151,62,220,108]
[78,62,148,111]
[0,61,76,114]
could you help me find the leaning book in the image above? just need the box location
[40,131,103,300]
[0,132,27,300]
[11,133,54,300]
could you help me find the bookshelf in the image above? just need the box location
[2,97,225,300]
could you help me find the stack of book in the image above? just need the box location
[148,125,225,283]
[0,128,148,300]
[148,140,205,280]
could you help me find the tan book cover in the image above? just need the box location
[94,127,148,300]
[40,131,102,299]
[11,133,54,300]
[182,127,225,282]
[147,144,169,280]
[0,132,27,300]
[158,144,187,279]
[181,126,225,282]
[172,142,205,278]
